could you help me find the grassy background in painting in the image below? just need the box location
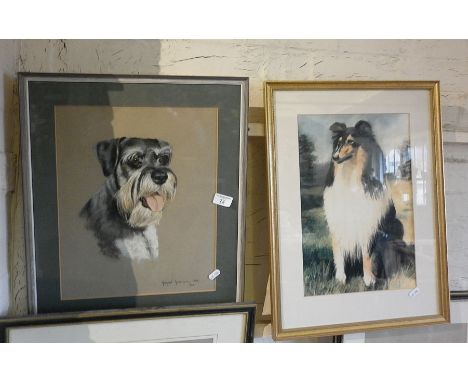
[301,205,416,296]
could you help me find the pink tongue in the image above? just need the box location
[144,194,165,212]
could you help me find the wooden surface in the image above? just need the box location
[244,134,270,320]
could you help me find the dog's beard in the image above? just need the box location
[116,170,176,228]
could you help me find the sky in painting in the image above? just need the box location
[298,113,409,163]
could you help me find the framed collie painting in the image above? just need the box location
[265,81,450,339]
[20,73,248,313]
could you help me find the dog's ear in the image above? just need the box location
[355,120,372,133]
[96,139,122,177]
[330,122,346,139]
[330,122,346,133]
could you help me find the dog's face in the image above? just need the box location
[329,120,376,164]
[96,137,177,228]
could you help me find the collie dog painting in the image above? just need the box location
[298,114,416,295]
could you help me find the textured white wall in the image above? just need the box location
[0,40,19,315]
[18,40,468,131]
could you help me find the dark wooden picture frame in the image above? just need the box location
[0,303,256,343]
[20,73,249,313]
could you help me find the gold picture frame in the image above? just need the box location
[265,81,450,340]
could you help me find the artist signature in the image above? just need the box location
[161,279,200,288]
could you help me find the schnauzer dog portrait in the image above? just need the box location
[80,137,177,261]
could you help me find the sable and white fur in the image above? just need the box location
[80,137,177,261]
[323,120,408,286]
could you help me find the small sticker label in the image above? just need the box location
[212,193,233,208]
[209,269,221,280]
[409,287,420,297]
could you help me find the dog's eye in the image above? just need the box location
[128,156,143,169]
[158,155,170,166]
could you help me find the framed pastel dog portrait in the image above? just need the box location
[20,73,248,313]
[265,81,450,339]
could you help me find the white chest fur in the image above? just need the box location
[114,225,159,261]
[323,172,390,257]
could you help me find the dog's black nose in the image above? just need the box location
[151,168,168,185]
